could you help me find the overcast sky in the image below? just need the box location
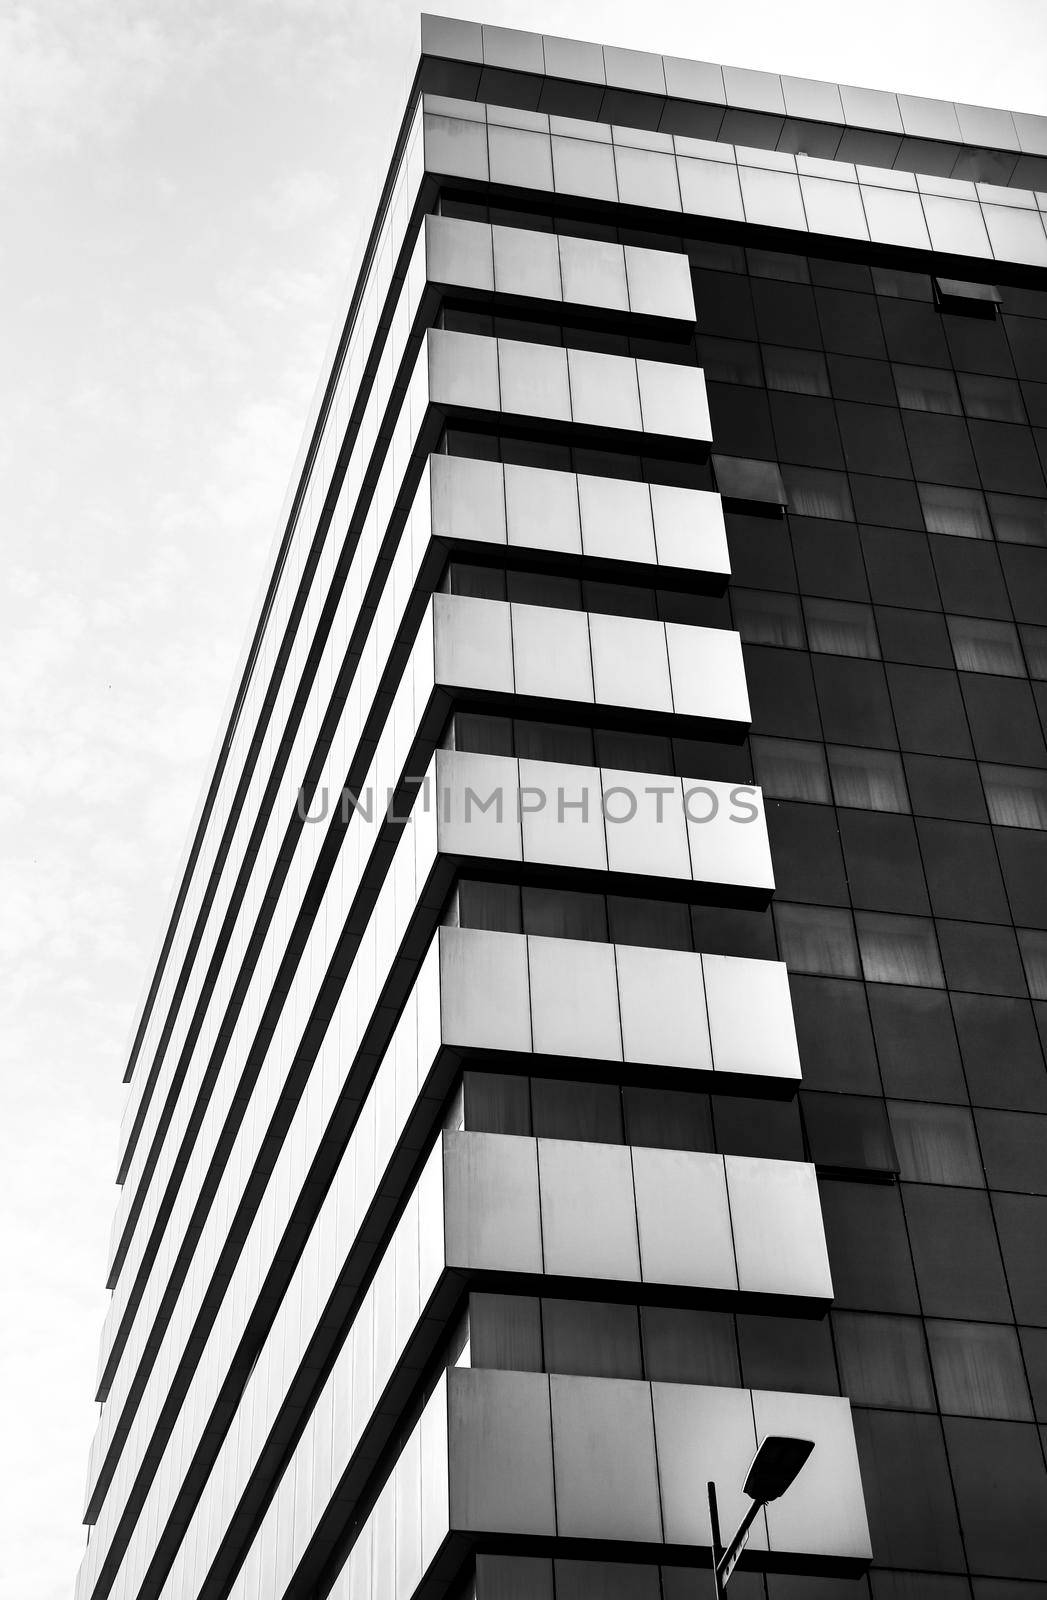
[4,3,1047,1597]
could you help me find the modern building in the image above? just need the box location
[77,16,1047,1600]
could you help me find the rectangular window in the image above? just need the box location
[828,745,910,812]
[987,490,1047,545]
[958,372,1025,422]
[763,344,831,395]
[733,589,805,648]
[948,616,1025,676]
[893,363,961,414]
[918,482,992,539]
[804,597,881,658]
[541,1298,641,1378]
[695,335,762,385]
[802,1091,900,1177]
[448,712,514,756]
[751,736,831,802]
[446,561,508,598]
[522,886,608,941]
[982,764,1047,829]
[888,1101,984,1185]
[774,902,860,977]
[514,720,596,765]
[456,880,523,933]
[607,895,693,951]
[833,1312,935,1409]
[1018,928,1047,1001]
[782,464,854,520]
[926,1320,1033,1420]
[1019,624,1047,679]
[856,911,944,986]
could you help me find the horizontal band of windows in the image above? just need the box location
[456,1070,900,1179]
[775,900,1047,1002]
[439,424,712,488]
[755,735,1047,829]
[443,196,1036,318]
[445,711,751,785]
[736,591,1047,676]
[440,558,730,624]
[448,876,778,950]
[438,303,695,361]
[440,188,1047,325]
[699,338,1040,429]
[464,1292,841,1393]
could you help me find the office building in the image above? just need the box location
[77,17,1047,1600]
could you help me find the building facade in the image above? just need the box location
[78,18,1047,1600]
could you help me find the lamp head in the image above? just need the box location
[742,1436,814,1503]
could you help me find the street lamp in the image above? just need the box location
[708,1435,814,1597]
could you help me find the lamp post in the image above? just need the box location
[708,1435,814,1597]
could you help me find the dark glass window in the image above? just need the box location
[594,727,673,776]
[506,570,582,610]
[802,1091,898,1175]
[869,985,967,1102]
[737,1312,838,1394]
[640,1306,739,1386]
[468,1293,543,1371]
[903,1185,1011,1319]
[791,518,869,601]
[906,414,978,487]
[1018,927,1047,1001]
[819,1182,919,1312]
[712,1093,804,1161]
[943,1417,1047,1579]
[888,1101,983,1186]
[852,1411,964,1572]
[773,902,860,977]
[446,561,507,598]
[928,1321,1032,1419]
[1019,623,1047,677]
[789,974,880,1093]
[988,490,1047,546]
[804,598,880,658]
[514,720,596,765]
[521,886,608,941]
[833,1312,934,1409]
[695,334,762,385]
[952,992,1047,1111]
[875,606,953,669]
[733,589,805,648]
[541,1299,641,1379]
[976,1107,1047,1194]
[608,895,692,951]
[763,344,829,395]
[918,482,992,539]
[531,1079,623,1143]
[856,912,944,987]
[462,1072,532,1136]
[456,880,523,932]
[995,1193,1047,1324]
[893,363,961,414]
[623,1086,713,1153]
[828,745,909,812]
[828,352,897,406]
[450,711,515,755]
[958,372,1025,421]
[751,736,830,802]
[983,764,1047,828]
[782,465,854,520]
[948,616,1024,676]
[905,753,987,822]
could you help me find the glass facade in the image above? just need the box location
[77,19,1047,1600]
